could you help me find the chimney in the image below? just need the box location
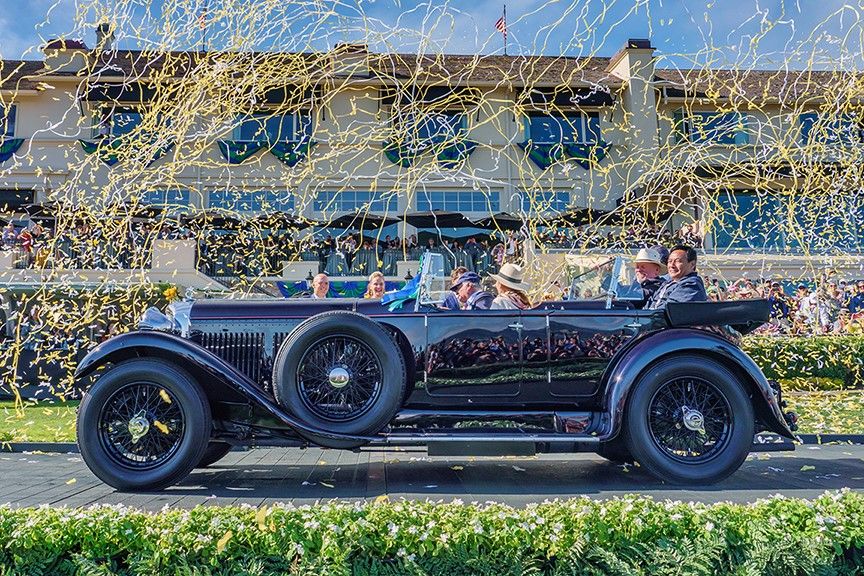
[96,22,115,52]
[42,38,90,74]
[605,38,658,193]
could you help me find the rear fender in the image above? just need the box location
[601,328,795,440]
[75,330,372,444]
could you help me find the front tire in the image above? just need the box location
[77,359,212,491]
[623,355,754,484]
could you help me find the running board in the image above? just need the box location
[368,432,599,456]
[368,433,601,445]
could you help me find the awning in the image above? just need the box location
[83,82,158,103]
[250,212,316,230]
[518,86,614,108]
[0,189,34,211]
[181,210,242,230]
[326,212,400,230]
[402,210,476,228]
[472,212,526,231]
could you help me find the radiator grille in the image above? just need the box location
[201,332,265,384]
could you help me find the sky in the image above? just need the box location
[1,0,863,70]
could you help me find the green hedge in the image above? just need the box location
[743,335,864,390]
[2,491,864,575]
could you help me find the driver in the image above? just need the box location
[450,271,494,310]
[632,247,666,307]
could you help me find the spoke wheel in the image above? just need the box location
[623,355,754,485]
[647,377,731,464]
[99,382,186,470]
[273,311,407,446]
[77,359,211,491]
[297,335,383,421]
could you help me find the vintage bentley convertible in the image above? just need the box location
[74,255,798,490]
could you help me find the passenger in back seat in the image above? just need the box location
[646,245,708,309]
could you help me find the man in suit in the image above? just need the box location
[631,247,666,307]
[647,245,708,309]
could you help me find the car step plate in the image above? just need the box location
[427,441,537,457]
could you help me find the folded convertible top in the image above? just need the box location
[665,299,771,335]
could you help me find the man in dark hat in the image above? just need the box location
[451,270,494,310]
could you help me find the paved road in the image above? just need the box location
[2,445,863,510]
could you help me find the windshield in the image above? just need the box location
[567,256,644,305]
[416,252,449,308]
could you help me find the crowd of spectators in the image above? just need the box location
[0,216,525,278]
[702,272,864,335]
[539,223,703,251]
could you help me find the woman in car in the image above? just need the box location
[490,263,532,310]
[364,271,386,299]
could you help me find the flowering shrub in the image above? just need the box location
[743,335,864,389]
[1,491,863,575]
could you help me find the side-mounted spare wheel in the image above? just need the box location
[272,311,407,448]
[77,358,212,491]
[623,355,754,485]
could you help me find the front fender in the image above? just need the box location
[600,328,795,441]
[75,330,372,444]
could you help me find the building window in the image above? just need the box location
[92,106,146,139]
[800,113,863,145]
[712,190,862,252]
[713,191,782,251]
[142,189,192,210]
[209,190,294,213]
[0,189,33,211]
[525,111,601,144]
[233,111,312,142]
[417,190,500,213]
[0,103,15,138]
[675,111,749,145]
[314,190,396,213]
[518,190,570,214]
[394,110,466,143]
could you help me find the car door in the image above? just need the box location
[546,308,653,400]
[424,309,522,397]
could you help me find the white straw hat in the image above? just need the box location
[490,263,531,291]
[634,247,666,271]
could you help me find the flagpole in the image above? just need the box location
[503,4,507,56]
[200,0,209,53]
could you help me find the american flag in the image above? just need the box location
[495,14,507,38]
[198,0,208,30]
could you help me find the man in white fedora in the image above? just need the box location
[490,263,533,310]
[632,247,666,307]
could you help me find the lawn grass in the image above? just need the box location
[0,400,78,443]
[0,392,862,443]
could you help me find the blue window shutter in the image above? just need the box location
[585,112,601,144]
[799,112,818,145]
[735,113,750,145]
[672,108,687,143]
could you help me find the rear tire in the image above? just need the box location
[272,311,406,448]
[623,355,754,484]
[77,359,211,491]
